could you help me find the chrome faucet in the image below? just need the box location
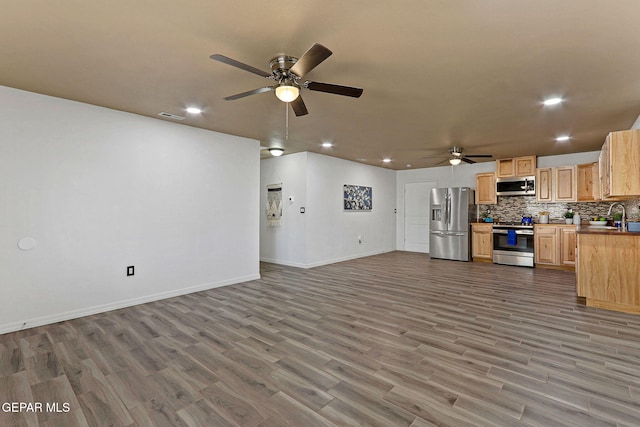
[607,202,626,230]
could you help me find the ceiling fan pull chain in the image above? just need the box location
[285,102,289,141]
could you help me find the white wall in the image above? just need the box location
[0,86,260,333]
[260,152,308,267]
[305,153,396,267]
[537,151,600,167]
[260,152,396,268]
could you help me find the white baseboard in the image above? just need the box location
[259,257,307,268]
[261,249,394,269]
[0,274,260,335]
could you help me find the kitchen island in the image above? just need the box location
[576,226,640,314]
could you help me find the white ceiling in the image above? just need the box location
[2,1,640,169]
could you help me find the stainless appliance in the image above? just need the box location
[496,176,535,196]
[493,223,535,267]
[429,187,476,261]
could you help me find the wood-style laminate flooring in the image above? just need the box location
[2,251,640,426]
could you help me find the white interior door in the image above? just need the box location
[404,181,436,253]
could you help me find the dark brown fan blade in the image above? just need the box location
[306,81,363,98]
[290,43,332,77]
[465,154,493,158]
[224,86,274,100]
[290,96,308,117]
[462,157,476,164]
[210,54,271,78]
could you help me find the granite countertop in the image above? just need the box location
[576,225,640,235]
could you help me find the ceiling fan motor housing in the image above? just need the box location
[270,55,300,84]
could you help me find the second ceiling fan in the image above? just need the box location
[211,43,363,117]
[444,147,493,165]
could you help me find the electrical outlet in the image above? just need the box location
[127,266,134,276]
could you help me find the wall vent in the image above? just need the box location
[158,112,185,121]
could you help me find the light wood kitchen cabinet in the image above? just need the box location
[536,166,576,202]
[560,227,576,266]
[471,223,493,261]
[534,226,558,265]
[475,172,497,204]
[599,129,640,199]
[534,224,576,269]
[496,156,536,178]
[577,231,640,314]
[554,165,577,202]
[577,162,600,202]
[536,168,553,202]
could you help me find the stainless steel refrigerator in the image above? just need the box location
[429,187,476,261]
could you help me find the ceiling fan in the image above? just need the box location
[210,43,363,117]
[436,147,493,165]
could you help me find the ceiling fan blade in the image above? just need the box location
[435,159,450,166]
[210,54,271,78]
[462,158,476,164]
[224,86,274,101]
[290,96,308,117]
[290,43,332,77]
[465,154,493,158]
[306,81,363,98]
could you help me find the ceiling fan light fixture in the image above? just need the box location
[449,157,462,166]
[275,84,299,102]
[269,148,284,157]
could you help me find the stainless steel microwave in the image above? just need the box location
[496,176,535,196]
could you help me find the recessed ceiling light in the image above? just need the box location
[555,135,571,142]
[186,107,202,114]
[543,97,563,106]
[322,142,333,148]
[383,158,391,163]
[406,164,412,168]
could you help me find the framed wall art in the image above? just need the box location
[343,185,372,211]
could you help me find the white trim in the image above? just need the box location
[0,274,260,335]
[261,249,394,269]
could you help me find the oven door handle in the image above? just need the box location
[493,229,534,235]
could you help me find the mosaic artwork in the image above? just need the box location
[344,185,372,211]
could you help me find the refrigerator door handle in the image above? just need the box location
[445,193,450,227]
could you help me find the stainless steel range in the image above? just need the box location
[492,223,535,267]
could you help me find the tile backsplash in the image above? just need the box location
[478,197,640,223]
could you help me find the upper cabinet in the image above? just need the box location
[600,129,640,199]
[496,156,536,178]
[536,168,553,202]
[475,172,497,205]
[554,165,577,202]
[577,162,600,202]
[536,166,577,202]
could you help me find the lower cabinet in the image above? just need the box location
[560,227,577,266]
[577,232,640,314]
[534,224,576,268]
[535,226,558,264]
[471,223,493,261]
